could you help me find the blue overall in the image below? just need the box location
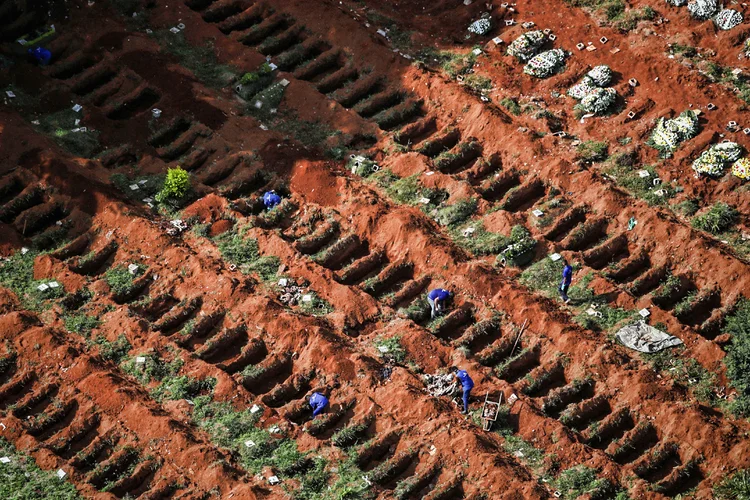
[263,191,281,210]
[560,264,573,301]
[456,370,474,413]
[29,47,52,66]
[428,288,451,319]
[309,392,329,417]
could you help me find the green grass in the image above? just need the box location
[105,264,141,297]
[450,221,511,256]
[270,111,344,153]
[519,257,565,296]
[673,198,700,217]
[214,226,281,281]
[372,171,448,209]
[464,74,493,94]
[434,198,478,227]
[575,304,638,332]
[0,437,81,499]
[151,30,236,88]
[91,334,132,364]
[555,465,624,499]
[110,173,164,201]
[723,299,750,417]
[63,313,100,336]
[0,248,65,311]
[375,336,407,364]
[691,202,738,235]
[643,346,719,407]
[714,469,750,500]
[603,163,677,206]
[500,97,522,116]
[151,375,216,403]
[576,140,609,163]
[297,292,334,316]
[120,353,184,385]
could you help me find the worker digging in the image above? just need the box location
[308,391,329,418]
[427,287,454,319]
[451,366,474,415]
[263,190,281,210]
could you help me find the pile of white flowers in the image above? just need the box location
[578,87,617,114]
[666,0,687,5]
[523,49,567,78]
[714,9,743,30]
[507,31,546,62]
[587,65,613,87]
[732,158,750,180]
[468,17,493,36]
[692,141,744,177]
[688,0,718,20]
[648,110,700,157]
[567,65,616,115]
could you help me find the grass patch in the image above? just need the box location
[374,336,407,364]
[0,437,81,499]
[576,140,609,163]
[575,304,638,332]
[723,299,750,417]
[714,469,750,499]
[519,257,565,296]
[151,30,236,88]
[214,226,281,281]
[121,352,184,385]
[673,198,700,217]
[643,346,719,407]
[450,221,510,256]
[692,202,738,235]
[151,375,216,403]
[500,97,522,116]
[434,198,478,227]
[297,292,334,316]
[372,170,448,209]
[63,312,100,336]
[603,163,677,206]
[91,334,132,364]
[105,264,143,297]
[0,248,65,311]
[555,465,625,499]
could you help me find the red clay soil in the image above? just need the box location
[1,0,750,499]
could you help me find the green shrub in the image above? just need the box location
[0,437,81,499]
[64,313,100,336]
[151,375,216,402]
[434,198,478,227]
[105,265,140,297]
[450,222,510,256]
[692,202,738,235]
[577,141,609,162]
[214,228,280,280]
[674,198,700,217]
[121,353,184,385]
[724,299,750,417]
[500,97,522,116]
[375,336,406,364]
[714,469,750,499]
[92,334,131,364]
[156,167,191,204]
[520,257,565,295]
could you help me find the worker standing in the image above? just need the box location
[427,288,453,319]
[560,259,573,304]
[309,391,329,418]
[451,367,474,414]
[263,190,281,210]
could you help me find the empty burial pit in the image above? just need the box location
[106,87,160,120]
[71,66,118,95]
[500,178,546,211]
[294,49,343,81]
[561,218,608,251]
[394,115,437,146]
[583,233,629,269]
[337,251,385,284]
[584,408,634,449]
[543,205,587,241]
[147,117,193,148]
[317,65,359,94]
[480,172,523,204]
[604,250,649,283]
[415,127,461,158]
[610,421,659,464]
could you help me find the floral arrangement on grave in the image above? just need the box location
[692,141,744,177]
[523,49,568,78]
[507,31,546,61]
[647,110,700,158]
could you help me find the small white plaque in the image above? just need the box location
[639,308,650,318]
[549,253,562,262]
[72,104,82,112]
[136,356,146,363]
[532,209,544,217]
[57,469,67,479]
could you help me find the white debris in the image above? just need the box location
[129,184,140,191]
[56,469,67,479]
[136,356,146,363]
[37,284,49,292]
[244,440,256,447]
[152,108,162,118]
[250,404,261,414]
[302,294,313,303]
[0,457,10,463]
[5,91,15,98]
[48,281,59,288]
[423,373,457,397]
[21,247,29,255]
[532,209,544,217]
[128,263,140,275]
[639,308,651,318]
[549,253,562,262]
[72,104,82,112]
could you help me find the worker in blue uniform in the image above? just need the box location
[263,190,281,210]
[451,367,474,414]
[427,288,453,319]
[309,391,329,418]
[28,46,52,66]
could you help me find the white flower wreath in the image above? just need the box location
[714,9,743,30]
[688,0,718,20]
[523,49,568,78]
[507,31,546,62]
